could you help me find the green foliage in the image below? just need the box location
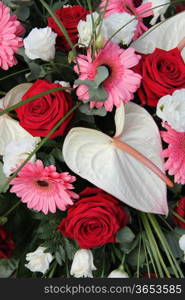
[79,103,107,116]
[75,66,109,102]
[0,258,18,278]
[116,226,135,243]
[0,162,9,193]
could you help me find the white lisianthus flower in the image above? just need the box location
[179,235,185,260]
[156,89,185,132]
[104,13,138,45]
[25,246,53,274]
[142,0,170,25]
[108,268,129,278]
[70,249,97,278]
[3,136,40,177]
[77,12,107,48]
[23,27,57,61]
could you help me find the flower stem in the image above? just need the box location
[0,102,81,193]
[139,212,170,277]
[1,201,20,217]
[147,213,184,278]
[48,261,58,278]
[0,68,30,82]
[171,210,185,224]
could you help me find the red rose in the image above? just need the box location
[0,226,15,259]
[173,197,185,229]
[133,48,185,106]
[16,80,74,138]
[58,187,129,249]
[176,5,185,13]
[47,6,89,51]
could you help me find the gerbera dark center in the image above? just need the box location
[37,180,49,187]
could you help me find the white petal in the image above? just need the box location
[0,115,33,155]
[114,102,125,138]
[131,11,185,60]
[3,83,32,108]
[63,103,168,215]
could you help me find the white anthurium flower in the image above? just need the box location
[63,102,173,215]
[142,0,169,25]
[179,235,185,260]
[77,12,107,48]
[104,13,138,45]
[0,83,34,156]
[25,246,53,274]
[108,269,129,278]
[131,11,185,61]
[70,249,97,278]
[3,136,40,177]
[23,27,57,61]
[156,89,185,133]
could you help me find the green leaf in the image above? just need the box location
[55,245,66,266]
[94,66,109,88]
[0,258,18,278]
[74,66,109,102]
[15,6,30,21]
[116,226,135,243]
[79,104,107,116]
[120,236,140,254]
[165,232,184,259]
[51,148,64,162]
[0,162,9,193]
[127,246,145,267]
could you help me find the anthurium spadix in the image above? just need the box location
[63,102,173,215]
[131,11,185,61]
[0,83,32,155]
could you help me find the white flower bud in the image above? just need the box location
[77,12,107,48]
[156,89,185,132]
[24,27,57,61]
[70,249,97,278]
[25,246,53,274]
[108,268,129,278]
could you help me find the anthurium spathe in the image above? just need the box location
[0,83,33,155]
[63,102,172,215]
[131,11,185,60]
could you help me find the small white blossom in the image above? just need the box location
[3,136,40,177]
[54,81,71,93]
[104,12,138,45]
[108,268,129,278]
[77,12,107,48]
[179,235,185,260]
[25,246,53,274]
[70,249,97,278]
[24,27,57,61]
[156,89,185,132]
[143,0,170,25]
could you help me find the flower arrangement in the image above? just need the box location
[0,0,185,279]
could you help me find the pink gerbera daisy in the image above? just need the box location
[161,123,185,184]
[0,2,25,70]
[100,0,153,39]
[74,41,141,111]
[10,160,79,214]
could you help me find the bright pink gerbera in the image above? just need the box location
[100,0,153,39]
[0,2,25,70]
[161,123,185,184]
[74,41,141,111]
[10,160,79,214]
